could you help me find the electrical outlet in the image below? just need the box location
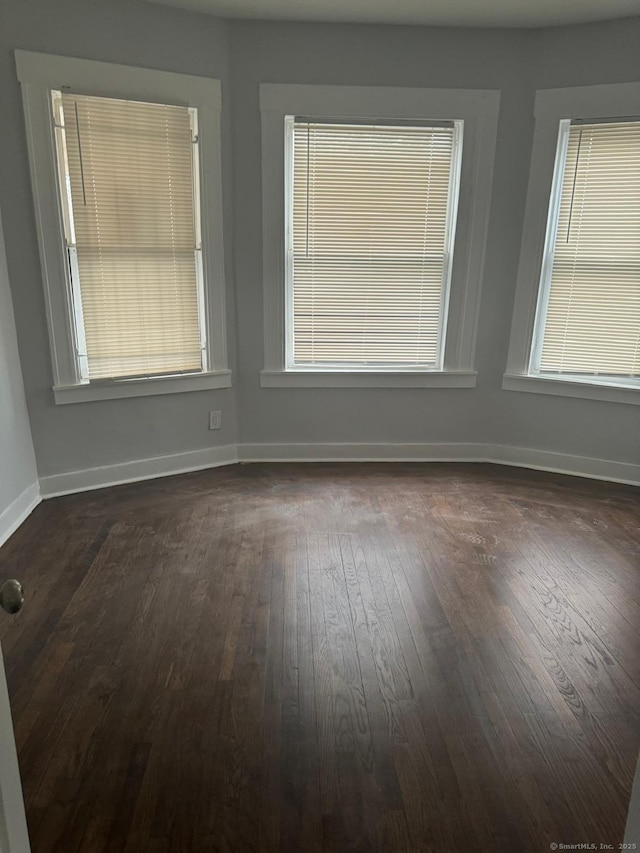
[209,410,222,430]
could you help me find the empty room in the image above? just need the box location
[0,0,639,850]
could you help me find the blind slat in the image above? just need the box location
[538,120,640,378]
[290,120,457,367]
[57,92,202,380]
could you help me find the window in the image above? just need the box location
[53,92,205,381]
[532,119,640,384]
[260,85,500,388]
[16,51,229,404]
[287,118,462,370]
[505,82,640,405]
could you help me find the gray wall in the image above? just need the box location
[0,208,38,518]
[492,19,640,460]
[230,21,532,448]
[0,0,238,479]
[0,1,638,481]
[230,17,640,462]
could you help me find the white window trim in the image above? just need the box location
[259,84,500,389]
[260,370,478,389]
[504,82,640,406]
[15,50,230,405]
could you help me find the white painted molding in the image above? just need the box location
[53,370,232,405]
[15,50,228,396]
[31,442,638,503]
[0,483,41,548]
[260,84,499,119]
[260,83,500,380]
[534,82,640,120]
[239,442,486,462]
[484,444,640,486]
[239,443,640,486]
[39,445,238,497]
[625,750,640,847]
[0,642,31,853]
[15,50,222,106]
[503,374,640,405]
[506,81,640,383]
[260,370,477,389]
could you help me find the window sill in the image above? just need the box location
[260,370,477,389]
[502,373,640,406]
[53,370,232,405]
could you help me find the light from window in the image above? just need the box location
[286,118,462,370]
[52,92,205,381]
[531,119,640,384]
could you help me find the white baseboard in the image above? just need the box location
[34,441,639,502]
[484,444,640,487]
[39,444,239,498]
[238,442,486,463]
[0,482,41,547]
[240,442,640,486]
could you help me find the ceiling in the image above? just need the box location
[146,0,640,29]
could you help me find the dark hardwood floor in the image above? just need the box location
[0,462,639,852]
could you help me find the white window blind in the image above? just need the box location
[535,120,640,381]
[53,92,203,381]
[288,119,461,368]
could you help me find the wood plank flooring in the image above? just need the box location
[0,462,639,852]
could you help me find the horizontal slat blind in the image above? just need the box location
[59,93,202,380]
[539,120,640,378]
[290,121,456,367]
